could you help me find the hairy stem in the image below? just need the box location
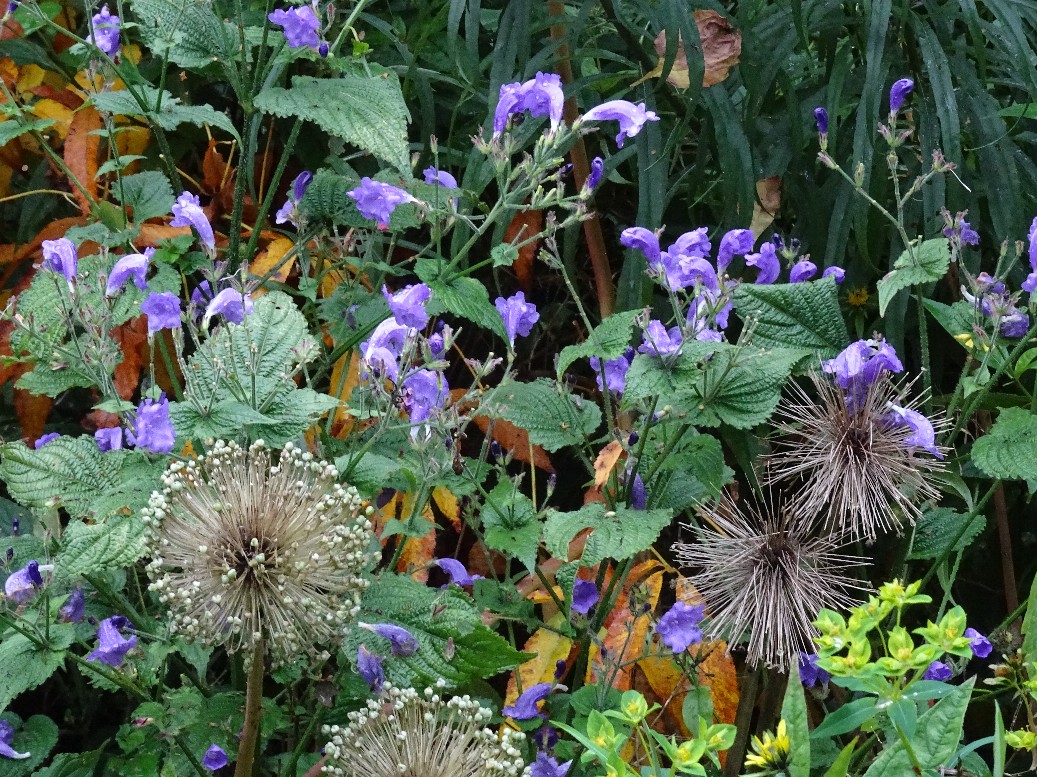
[234,642,266,777]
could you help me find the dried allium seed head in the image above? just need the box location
[765,372,946,538]
[674,491,868,670]
[321,683,529,777]
[142,439,378,664]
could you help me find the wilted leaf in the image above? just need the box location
[695,10,742,87]
[504,614,572,710]
[328,350,361,438]
[586,560,662,689]
[502,208,541,293]
[251,235,296,285]
[750,177,781,240]
[652,31,690,89]
[65,105,102,214]
[472,414,554,472]
[13,387,51,443]
[593,440,625,488]
[111,315,149,399]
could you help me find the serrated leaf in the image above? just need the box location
[254,73,410,175]
[0,118,54,146]
[130,0,231,69]
[557,310,640,379]
[491,244,519,267]
[543,504,672,565]
[90,85,238,141]
[0,438,121,517]
[972,407,1037,481]
[481,481,540,571]
[424,275,507,341]
[0,630,70,712]
[909,508,986,560]
[115,171,174,223]
[55,517,147,580]
[485,380,601,451]
[345,574,527,688]
[0,713,59,776]
[685,347,798,429]
[782,660,810,777]
[733,278,848,359]
[651,434,732,512]
[877,238,950,316]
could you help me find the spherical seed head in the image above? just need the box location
[142,440,377,665]
[674,492,868,670]
[765,371,946,539]
[321,683,529,777]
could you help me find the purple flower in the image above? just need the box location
[585,157,604,191]
[716,229,754,272]
[106,249,153,296]
[798,653,831,688]
[637,320,682,358]
[201,744,228,772]
[357,645,384,691]
[790,259,818,283]
[203,288,254,327]
[95,427,123,452]
[267,3,321,48]
[360,319,410,381]
[814,107,829,135]
[4,560,45,603]
[383,283,431,328]
[360,622,418,657]
[530,752,572,777]
[581,100,660,148]
[630,473,647,510]
[87,615,137,667]
[745,241,780,284]
[502,683,552,720]
[823,339,904,395]
[42,238,77,283]
[171,192,215,251]
[571,579,599,615]
[655,601,704,653]
[965,627,992,658]
[0,720,29,760]
[889,78,914,114]
[437,558,478,587]
[347,177,415,229]
[1025,217,1037,294]
[621,226,662,263]
[140,292,182,334]
[402,369,449,431]
[923,660,952,681]
[127,394,176,454]
[34,432,60,449]
[59,587,85,623]
[589,347,634,393]
[89,5,120,58]
[495,291,539,345]
[1000,311,1029,339]
[822,266,846,284]
[944,217,980,248]
[887,406,936,451]
[275,171,313,227]
[422,167,458,190]
[493,72,565,136]
[669,228,711,259]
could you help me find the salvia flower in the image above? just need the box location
[171,192,216,251]
[495,291,539,346]
[87,615,137,667]
[965,627,992,658]
[357,645,384,691]
[42,238,77,284]
[889,78,914,114]
[823,337,903,411]
[322,684,527,777]
[923,661,952,681]
[34,432,59,449]
[347,177,415,229]
[59,587,85,623]
[1024,216,1037,294]
[790,259,818,283]
[275,170,313,227]
[143,441,376,664]
[637,320,682,358]
[745,241,780,284]
[813,107,829,135]
[620,226,661,263]
[0,720,29,760]
[502,682,552,720]
[716,229,754,273]
[359,318,410,382]
[630,472,647,510]
[585,156,604,191]
[359,622,419,657]
[140,292,182,334]
[4,560,47,603]
[203,287,254,327]
[202,744,228,772]
[127,394,176,454]
[822,266,846,284]
[581,99,660,148]
[798,653,830,688]
[674,492,867,669]
[437,558,477,587]
[95,427,123,452]
[530,752,571,777]
[383,283,431,329]
[655,601,705,654]
[570,579,599,615]
[423,166,459,190]
[267,2,321,48]
[886,402,942,458]
[493,72,565,137]
[106,248,153,295]
[89,5,120,58]
[589,347,634,393]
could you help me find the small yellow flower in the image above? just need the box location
[744,719,791,773]
[953,332,991,352]
[847,288,870,308]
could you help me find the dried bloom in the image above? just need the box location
[655,601,704,653]
[59,587,85,623]
[268,3,321,48]
[790,259,818,284]
[889,78,914,114]
[0,720,29,760]
[34,433,59,449]
[203,288,254,327]
[87,615,137,666]
[202,744,228,772]
[570,579,598,615]
[143,440,377,664]
[322,684,527,777]
[128,394,176,454]
[674,490,867,669]
[347,178,415,228]
[923,660,951,681]
[502,683,552,720]
[493,72,565,136]
[106,248,152,295]
[42,238,77,284]
[89,5,121,58]
[357,645,385,691]
[383,283,431,329]
[766,370,946,538]
[95,427,123,452]
[813,107,828,135]
[581,99,660,147]
[798,652,830,687]
[965,627,992,658]
[171,192,216,251]
[140,291,182,333]
[495,291,539,345]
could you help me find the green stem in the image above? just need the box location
[242,118,304,264]
[918,480,999,590]
[227,112,257,266]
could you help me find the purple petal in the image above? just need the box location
[813,107,829,135]
[201,744,228,772]
[203,288,254,326]
[889,78,914,114]
[923,660,952,681]
[790,259,818,283]
[570,579,599,615]
[502,683,552,719]
[140,292,182,333]
[581,99,659,147]
[357,645,384,691]
[170,192,215,250]
[437,558,475,587]
[965,627,992,658]
[655,601,704,653]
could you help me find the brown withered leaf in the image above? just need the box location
[65,106,102,214]
[695,10,741,87]
[750,176,782,240]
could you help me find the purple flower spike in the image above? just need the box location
[822,266,846,284]
[630,473,647,510]
[95,427,123,452]
[656,601,704,653]
[383,283,431,328]
[745,242,780,284]
[201,744,228,772]
[531,752,572,777]
[59,587,85,623]
[923,660,952,681]
[437,558,477,587]
[889,78,914,114]
[716,229,754,273]
[267,3,321,48]
[34,432,59,449]
[585,157,604,191]
[127,394,175,454]
[493,72,565,137]
[42,238,77,284]
[502,683,552,720]
[798,653,830,688]
[357,645,384,691]
[106,248,153,296]
[0,720,30,760]
[620,226,662,263]
[89,5,121,58]
[581,100,660,148]
[140,292,182,334]
[171,192,215,251]
[965,627,992,658]
[4,560,45,603]
[361,622,418,657]
[637,320,682,358]
[495,291,539,345]
[790,259,818,283]
[87,615,137,667]
[422,167,459,190]
[347,177,415,229]
[203,288,254,327]
[814,107,829,135]
[570,579,599,615]
[824,339,904,395]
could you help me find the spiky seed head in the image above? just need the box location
[321,683,529,777]
[673,491,868,670]
[765,371,946,539]
[142,439,378,665]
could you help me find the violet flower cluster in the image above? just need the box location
[268,1,327,55]
[347,178,416,229]
[89,5,121,58]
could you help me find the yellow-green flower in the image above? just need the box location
[744,720,791,774]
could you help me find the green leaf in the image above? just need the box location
[877,238,951,316]
[129,0,232,69]
[1021,571,1037,663]
[922,299,975,341]
[0,438,121,517]
[254,72,410,175]
[972,407,1037,481]
[0,627,72,712]
[909,508,986,560]
[481,481,540,571]
[115,171,174,223]
[55,517,147,580]
[543,504,672,565]
[485,380,601,451]
[810,697,879,740]
[0,118,55,146]
[781,659,810,777]
[686,347,799,429]
[491,244,519,268]
[345,574,527,688]
[822,739,858,777]
[0,713,59,777]
[733,278,848,359]
[651,433,732,512]
[424,275,507,341]
[557,310,640,379]
[90,85,239,141]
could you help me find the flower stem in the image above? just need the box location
[234,641,266,777]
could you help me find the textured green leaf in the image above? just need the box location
[733,278,848,359]
[909,508,986,560]
[782,659,810,777]
[0,118,54,146]
[254,73,410,174]
[345,574,527,688]
[922,298,975,341]
[90,86,238,141]
[877,238,951,316]
[129,0,231,69]
[0,438,120,517]
[557,310,640,379]
[620,343,722,404]
[1021,572,1037,662]
[972,407,1037,480]
[543,504,672,565]
[686,347,799,429]
[486,379,601,451]
[115,171,174,223]
[0,713,59,777]
[651,434,732,512]
[55,517,147,580]
[481,481,540,571]
[0,627,72,712]
[425,275,507,341]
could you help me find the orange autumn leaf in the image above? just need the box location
[695,10,742,87]
[202,138,232,195]
[593,439,625,488]
[111,315,149,399]
[430,486,461,533]
[14,388,51,444]
[502,208,542,293]
[504,613,572,711]
[396,517,436,582]
[697,640,739,726]
[138,223,193,245]
[65,106,102,214]
[750,177,782,241]
[587,560,663,689]
[472,414,554,472]
[251,234,297,285]
[328,349,361,438]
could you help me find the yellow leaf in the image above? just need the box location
[328,350,361,438]
[29,99,73,139]
[251,235,296,285]
[15,64,46,95]
[431,486,461,532]
[593,439,625,488]
[504,613,572,711]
